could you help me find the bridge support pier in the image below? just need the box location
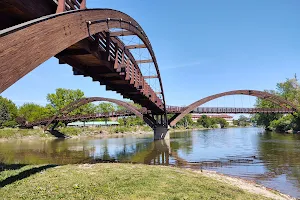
[145,114,169,140]
[153,125,169,140]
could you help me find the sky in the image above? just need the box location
[1,0,300,109]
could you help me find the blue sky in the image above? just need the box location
[2,0,299,108]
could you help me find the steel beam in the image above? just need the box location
[110,31,135,37]
[125,44,146,49]
[144,75,158,79]
[136,59,153,64]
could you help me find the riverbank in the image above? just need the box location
[0,126,208,140]
[0,163,292,199]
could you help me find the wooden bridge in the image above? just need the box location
[0,1,298,139]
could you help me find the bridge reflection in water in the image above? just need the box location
[0,134,257,168]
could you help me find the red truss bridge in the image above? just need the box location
[0,1,298,139]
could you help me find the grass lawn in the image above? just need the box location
[0,163,271,200]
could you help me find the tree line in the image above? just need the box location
[175,114,230,128]
[0,88,142,128]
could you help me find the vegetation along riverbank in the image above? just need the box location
[0,163,293,200]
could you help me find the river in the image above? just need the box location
[0,127,300,198]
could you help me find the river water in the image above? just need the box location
[0,127,300,198]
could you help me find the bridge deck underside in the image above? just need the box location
[0,0,164,114]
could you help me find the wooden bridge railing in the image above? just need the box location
[55,0,86,13]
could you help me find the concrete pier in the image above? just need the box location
[153,126,169,140]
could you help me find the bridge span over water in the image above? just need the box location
[24,107,295,128]
[0,1,298,139]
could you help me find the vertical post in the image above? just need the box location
[113,42,119,69]
[56,0,66,13]
[105,32,111,61]
[80,0,87,9]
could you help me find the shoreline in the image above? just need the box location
[0,126,210,141]
[192,168,294,200]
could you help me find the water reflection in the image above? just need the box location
[1,128,300,197]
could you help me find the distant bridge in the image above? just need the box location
[168,107,295,114]
[23,106,294,128]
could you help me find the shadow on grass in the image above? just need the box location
[0,163,27,172]
[48,130,70,138]
[0,164,58,188]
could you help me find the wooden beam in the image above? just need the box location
[125,44,146,49]
[136,59,153,64]
[56,0,66,13]
[110,31,135,37]
[144,75,158,79]
[56,49,90,57]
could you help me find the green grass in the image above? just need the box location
[0,163,271,200]
[0,126,153,139]
[0,128,50,139]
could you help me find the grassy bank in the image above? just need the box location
[0,126,208,140]
[0,126,152,139]
[0,163,279,200]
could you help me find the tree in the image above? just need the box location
[0,96,18,127]
[237,115,250,126]
[215,118,229,128]
[118,116,144,126]
[18,103,51,122]
[197,115,214,128]
[46,88,94,115]
[254,76,300,131]
[253,91,282,129]
[96,103,115,124]
[0,102,9,127]
[177,114,193,127]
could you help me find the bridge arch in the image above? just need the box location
[169,90,298,126]
[44,97,146,130]
[0,8,166,113]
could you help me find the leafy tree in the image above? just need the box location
[118,116,145,126]
[197,115,213,128]
[233,119,239,126]
[0,96,18,127]
[46,88,95,116]
[254,76,300,131]
[0,102,9,127]
[18,103,51,122]
[237,115,250,126]
[96,102,115,113]
[215,118,229,128]
[253,91,282,129]
[177,114,193,127]
[269,114,294,132]
[96,103,115,124]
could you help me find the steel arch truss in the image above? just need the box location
[169,90,298,126]
[0,9,166,115]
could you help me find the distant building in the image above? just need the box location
[67,121,119,127]
[191,113,233,125]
